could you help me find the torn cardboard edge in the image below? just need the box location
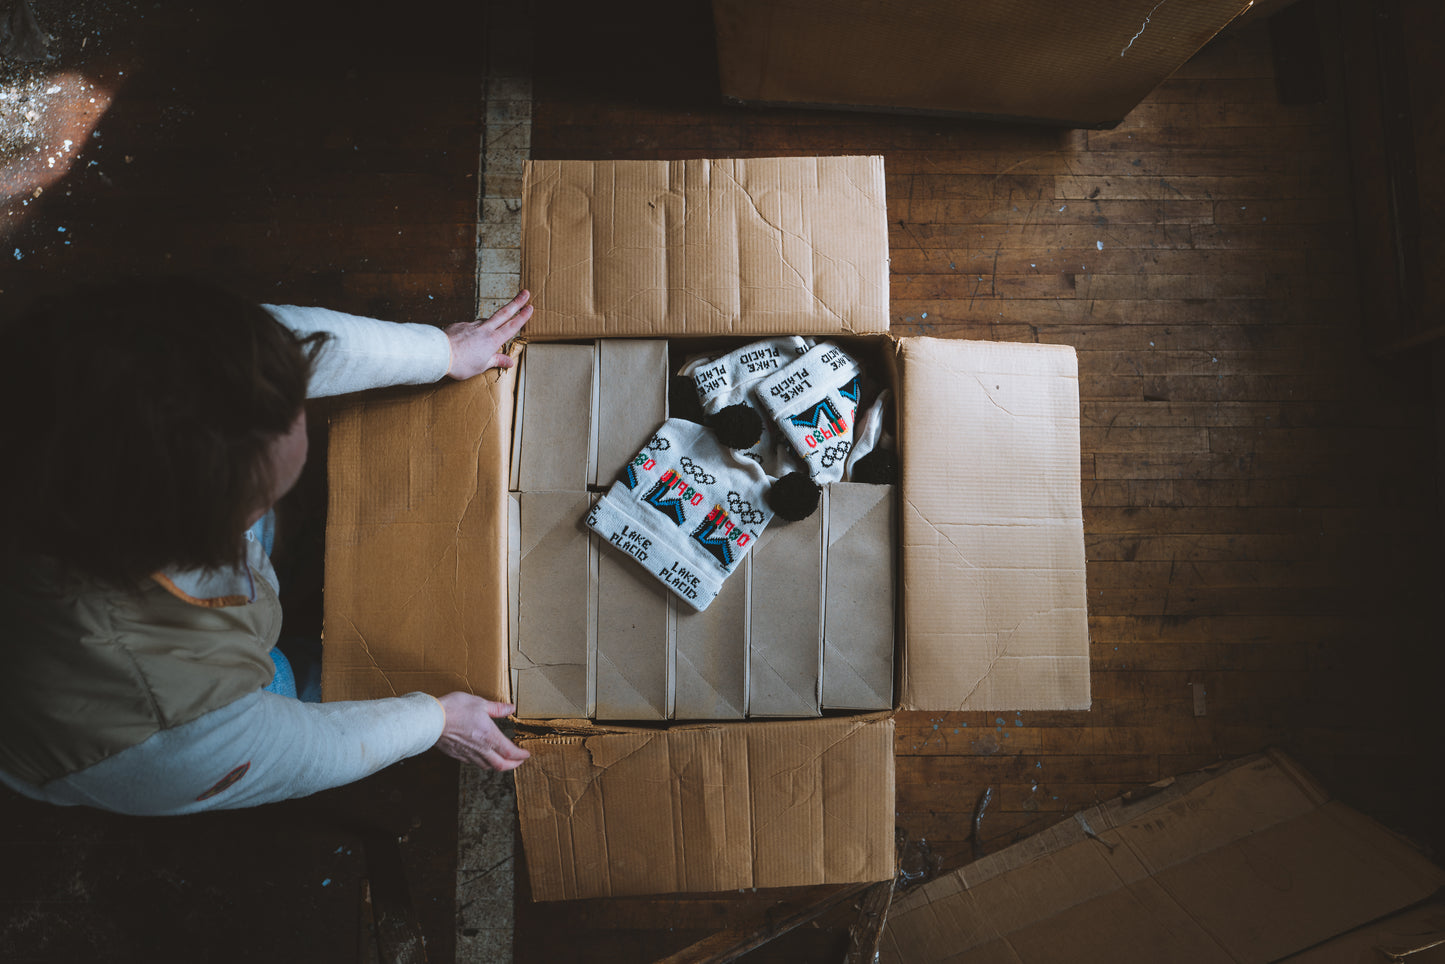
[880,749,1445,964]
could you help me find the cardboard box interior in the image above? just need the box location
[509,334,902,722]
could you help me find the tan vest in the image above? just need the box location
[0,559,280,786]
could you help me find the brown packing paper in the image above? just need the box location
[594,339,670,486]
[521,157,891,338]
[324,375,512,702]
[515,716,896,900]
[592,341,674,720]
[672,561,748,720]
[879,751,1445,964]
[515,342,596,492]
[898,336,1090,712]
[748,512,824,718]
[593,548,671,721]
[822,483,894,710]
[513,492,594,719]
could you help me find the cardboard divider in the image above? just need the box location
[822,483,896,710]
[595,339,670,486]
[513,492,594,719]
[747,511,824,717]
[672,562,749,719]
[593,550,671,720]
[513,343,596,492]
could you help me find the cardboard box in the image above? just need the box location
[711,0,1255,128]
[323,156,1091,899]
[879,751,1445,964]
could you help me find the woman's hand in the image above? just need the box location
[444,290,532,379]
[434,692,531,771]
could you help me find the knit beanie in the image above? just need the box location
[677,336,813,464]
[586,418,776,611]
[754,341,862,484]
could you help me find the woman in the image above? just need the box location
[0,278,532,814]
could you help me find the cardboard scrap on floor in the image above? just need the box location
[879,750,1445,964]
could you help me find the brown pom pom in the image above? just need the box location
[850,448,897,485]
[706,403,763,450]
[767,471,820,521]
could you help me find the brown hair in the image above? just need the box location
[2,278,327,586]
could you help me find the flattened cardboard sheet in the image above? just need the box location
[898,337,1089,712]
[595,339,670,486]
[712,0,1253,128]
[822,483,894,710]
[879,752,1445,964]
[324,375,512,702]
[673,562,748,720]
[593,549,671,721]
[748,514,824,717]
[515,343,596,492]
[521,157,890,338]
[515,716,895,900]
[513,492,594,719]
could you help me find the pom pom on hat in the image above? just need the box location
[850,448,897,485]
[767,471,821,521]
[669,375,707,425]
[705,403,763,450]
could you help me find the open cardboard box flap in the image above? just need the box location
[520,156,891,338]
[323,156,1091,899]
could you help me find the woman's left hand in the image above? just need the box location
[445,290,532,379]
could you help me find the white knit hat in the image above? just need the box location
[754,341,862,483]
[677,336,813,471]
[587,418,776,610]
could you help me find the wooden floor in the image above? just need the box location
[3,0,1442,961]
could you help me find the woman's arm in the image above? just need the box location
[264,291,531,398]
[0,689,523,815]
